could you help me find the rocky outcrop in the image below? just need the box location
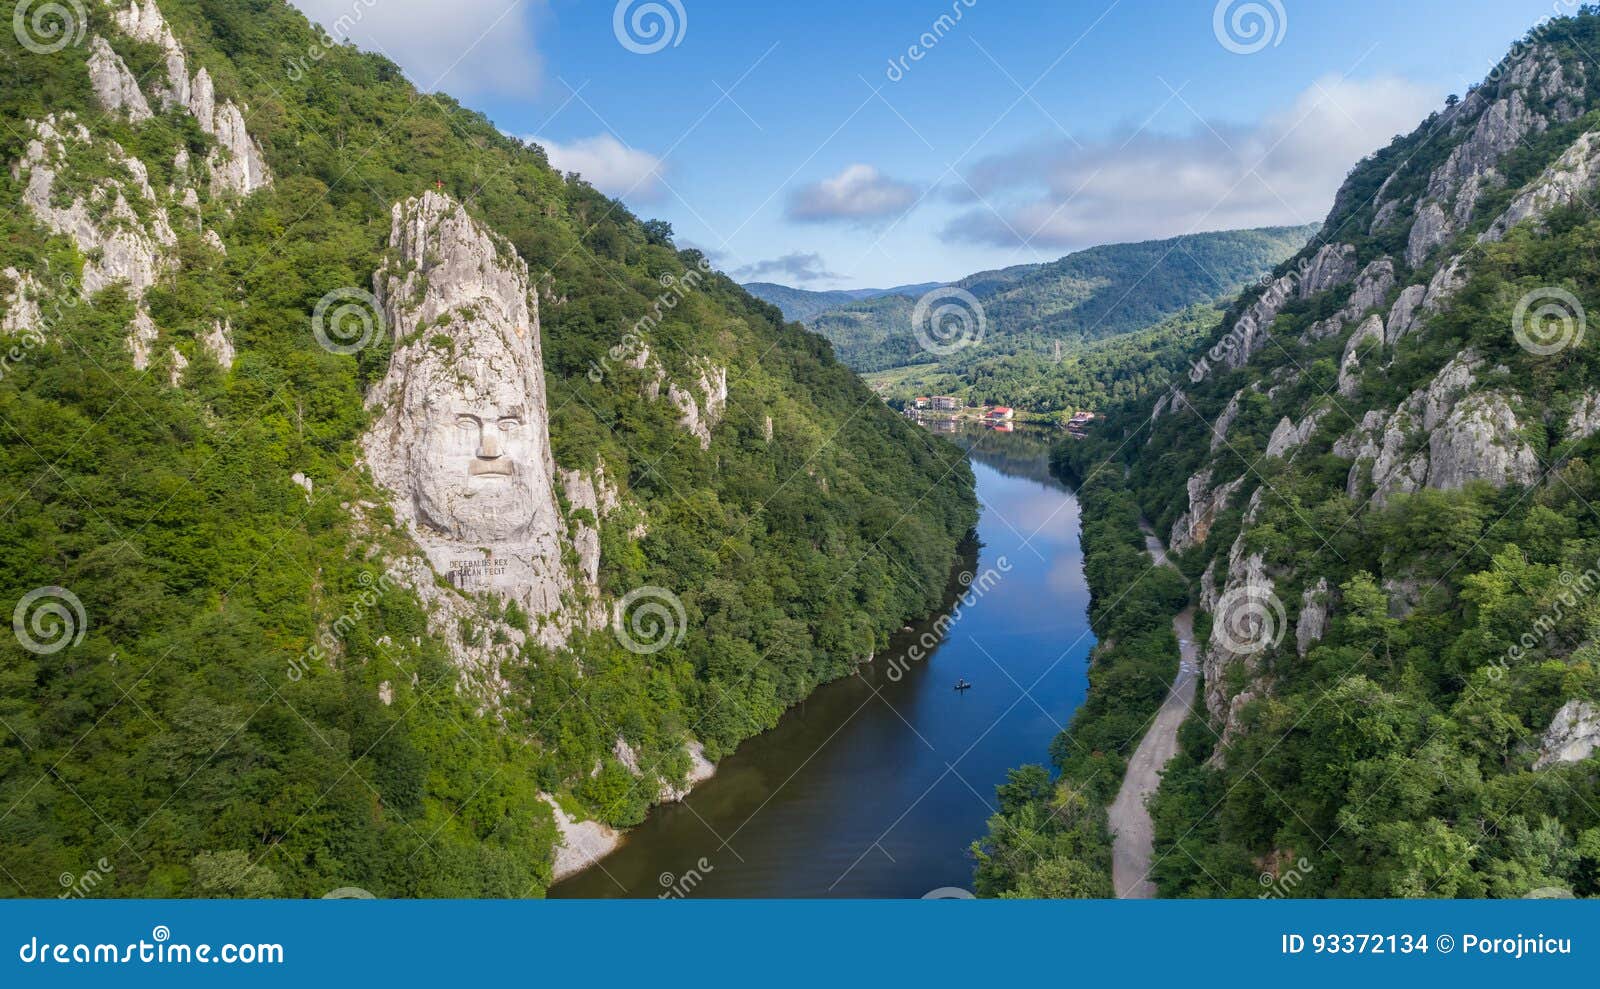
[668,361,728,450]
[111,0,192,109]
[1482,128,1600,242]
[1426,392,1541,492]
[559,460,622,628]
[363,192,572,647]
[660,741,717,803]
[16,116,177,300]
[1306,257,1396,344]
[1337,314,1385,398]
[1339,351,1484,502]
[202,318,235,370]
[1408,89,1547,265]
[1296,579,1329,657]
[187,68,272,196]
[1533,700,1600,770]
[1266,408,1326,460]
[1384,284,1427,345]
[126,307,158,371]
[1216,273,1299,372]
[1,269,43,335]
[1202,534,1277,762]
[1170,469,1243,553]
[88,36,152,123]
[1298,243,1358,300]
[1568,392,1600,442]
[1210,389,1244,452]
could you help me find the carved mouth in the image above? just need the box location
[469,460,514,478]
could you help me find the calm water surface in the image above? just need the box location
[551,426,1094,898]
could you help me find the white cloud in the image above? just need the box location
[787,164,921,224]
[533,134,667,201]
[288,0,545,98]
[944,75,1439,249]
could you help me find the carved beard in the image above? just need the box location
[415,468,537,543]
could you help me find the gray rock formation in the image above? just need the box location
[1170,469,1243,553]
[1297,243,1358,300]
[1338,351,1484,502]
[541,793,620,881]
[1210,388,1244,452]
[1337,314,1385,398]
[1482,128,1600,242]
[559,460,622,628]
[16,116,177,299]
[363,192,572,641]
[187,68,272,196]
[1534,700,1600,770]
[126,307,158,370]
[1,268,43,335]
[1296,579,1329,657]
[668,361,728,450]
[1568,392,1600,442]
[88,36,152,123]
[202,318,235,370]
[1427,392,1541,492]
[1266,408,1326,460]
[1384,284,1427,345]
[111,0,191,109]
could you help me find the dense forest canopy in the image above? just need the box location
[0,0,976,897]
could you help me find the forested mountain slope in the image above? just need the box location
[803,225,1313,375]
[742,281,942,324]
[0,0,975,897]
[980,13,1600,898]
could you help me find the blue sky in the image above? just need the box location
[289,0,1569,288]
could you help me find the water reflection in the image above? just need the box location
[551,424,1093,898]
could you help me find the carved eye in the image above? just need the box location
[456,416,476,433]
[498,417,522,431]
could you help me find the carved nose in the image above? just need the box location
[478,427,502,459]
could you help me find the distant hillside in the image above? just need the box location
[743,281,943,323]
[807,226,1316,376]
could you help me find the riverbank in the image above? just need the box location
[972,455,1190,897]
[554,428,1094,897]
[1108,522,1201,897]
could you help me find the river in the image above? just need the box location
[551,424,1094,898]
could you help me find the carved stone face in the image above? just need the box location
[412,354,542,544]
